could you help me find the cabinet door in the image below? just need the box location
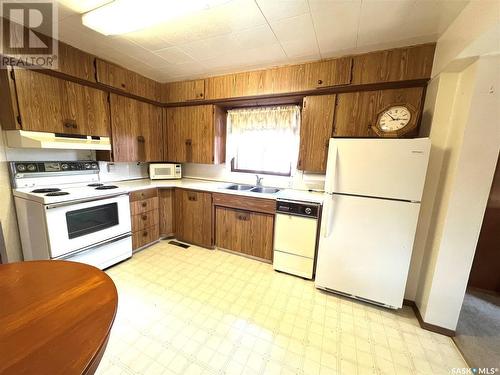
[14,69,66,133]
[215,206,273,261]
[297,95,336,173]
[351,44,435,85]
[56,42,95,82]
[165,79,205,102]
[174,189,212,248]
[205,75,236,100]
[165,105,215,163]
[110,94,162,162]
[305,57,352,88]
[334,87,424,137]
[159,189,174,236]
[96,59,130,91]
[63,80,110,136]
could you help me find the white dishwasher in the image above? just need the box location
[274,199,321,279]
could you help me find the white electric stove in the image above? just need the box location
[11,160,132,270]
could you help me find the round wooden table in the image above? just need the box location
[0,260,118,375]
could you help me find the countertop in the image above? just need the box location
[113,178,324,203]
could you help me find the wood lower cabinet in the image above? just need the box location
[215,207,274,262]
[159,189,174,237]
[130,189,159,251]
[109,94,163,162]
[297,94,336,173]
[10,69,110,136]
[174,189,212,248]
[165,105,226,164]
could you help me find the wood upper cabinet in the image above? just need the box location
[297,95,336,173]
[109,94,163,162]
[96,59,161,101]
[351,43,435,85]
[215,206,274,262]
[165,105,226,164]
[12,69,110,136]
[305,57,353,89]
[164,79,205,103]
[55,42,96,82]
[333,87,425,137]
[174,189,212,248]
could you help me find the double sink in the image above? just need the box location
[225,184,280,194]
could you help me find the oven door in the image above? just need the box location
[45,194,132,258]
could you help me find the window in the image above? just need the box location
[227,105,301,176]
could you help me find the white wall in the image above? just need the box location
[414,56,500,330]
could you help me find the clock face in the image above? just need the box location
[379,106,411,132]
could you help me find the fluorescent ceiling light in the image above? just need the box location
[82,0,228,36]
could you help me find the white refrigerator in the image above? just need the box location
[315,138,431,308]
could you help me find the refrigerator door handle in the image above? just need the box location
[321,195,334,238]
[324,140,338,193]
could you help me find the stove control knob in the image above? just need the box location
[16,164,26,172]
[91,163,98,169]
[84,163,91,169]
[27,164,36,172]
[304,207,312,215]
[61,163,69,170]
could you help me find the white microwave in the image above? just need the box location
[149,163,182,180]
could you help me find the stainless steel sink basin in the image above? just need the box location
[225,184,254,191]
[250,187,280,194]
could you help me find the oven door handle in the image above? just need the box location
[45,193,129,209]
[53,233,132,260]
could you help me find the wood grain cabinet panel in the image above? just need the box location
[351,43,435,85]
[333,87,425,137]
[110,94,163,162]
[13,69,110,136]
[165,105,226,164]
[215,206,273,262]
[297,95,336,173]
[164,79,205,102]
[159,189,174,237]
[132,225,159,250]
[132,210,159,230]
[131,196,159,215]
[55,42,96,82]
[174,189,212,248]
[305,57,352,89]
[212,193,275,214]
[205,74,236,100]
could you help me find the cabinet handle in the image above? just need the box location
[141,202,147,207]
[185,139,192,146]
[143,231,148,237]
[121,83,126,89]
[142,214,147,220]
[137,136,145,143]
[317,79,323,85]
[199,93,203,97]
[63,121,77,129]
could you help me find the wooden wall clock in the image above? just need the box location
[372,103,418,137]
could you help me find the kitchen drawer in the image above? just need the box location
[212,193,275,214]
[132,225,159,250]
[130,188,158,202]
[273,251,314,279]
[132,209,159,231]
[131,196,158,215]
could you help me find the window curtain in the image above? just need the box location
[227,105,301,175]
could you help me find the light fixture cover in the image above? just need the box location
[82,0,229,35]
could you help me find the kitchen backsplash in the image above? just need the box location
[98,162,149,182]
[182,163,325,191]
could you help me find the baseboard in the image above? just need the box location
[403,299,456,337]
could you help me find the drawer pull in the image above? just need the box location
[142,214,147,220]
[141,202,147,207]
[142,231,148,237]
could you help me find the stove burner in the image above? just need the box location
[31,188,61,193]
[95,185,118,190]
[45,192,70,196]
[87,183,104,187]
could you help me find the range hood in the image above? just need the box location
[5,130,112,150]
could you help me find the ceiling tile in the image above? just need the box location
[122,30,172,52]
[270,13,318,57]
[256,0,309,21]
[309,0,361,56]
[154,46,197,65]
[280,39,321,59]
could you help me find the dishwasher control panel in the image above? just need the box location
[276,199,320,218]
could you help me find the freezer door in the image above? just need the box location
[316,194,420,308]
[325,138,430,201]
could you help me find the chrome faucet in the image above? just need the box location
[255,174,263,186]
